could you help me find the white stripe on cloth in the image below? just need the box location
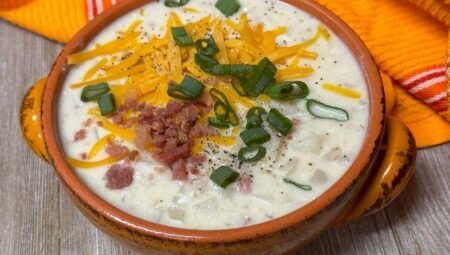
[409,76,447,94]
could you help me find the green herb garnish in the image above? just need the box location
[171,27,193,46]
[238,144,267,162]
[266,108,293,136]
[239,127,271,146]
[283,178,312,191]
[215,0,241,17]
[306,99,349,121]
[98,93,116,116]
[167,75,205,101]
[210,166,240,188]
[80,83,110,102]
[246,107,266,128]
[244,57,277,97]
[164,0,189,7]
[266,81,309,100]
[209,88,239,126]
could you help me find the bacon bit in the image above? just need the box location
[287,135,293,140]
[238,173,253,193]
[74,129,87,142]
[135,124,152,150]
[82,118,93,127]
[127,150,139,161]
[171,158,188,181]
[105,144,130,159]
[133,100,211,181]
[80,153,87,160]
[292,118,301,126]
[105,164,134,189]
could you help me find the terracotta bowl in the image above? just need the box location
[20,0,417,254]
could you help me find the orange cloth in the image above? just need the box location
[1,0,449,148]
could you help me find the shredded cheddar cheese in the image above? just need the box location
[322,83,362,99]
[87,134,116,159]
[68,12,328,164]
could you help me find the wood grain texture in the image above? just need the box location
[0,20,449,255]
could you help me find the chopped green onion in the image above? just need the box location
[246,107,266,128]
[215,0,241,17]
[306,99,349,121]
[210,166,240,188]
[80,83,110,102]
[283,178,312,191]
[238,144,267,162]
[194,53,219,73]
[171,27,193,46]
[210,64,254,76]
[209,88,231,106]
[208,117,230,129]
[98,93,116,116]
[195,37,219,56]
[267,109,293,136]
[164,0,189,7]
[167,75,205,101]
[245,57,277,97]
[266,81,309,100]
[214,100,230,121]
[231,79,248,96]
[209,88,239,126]
[239,127,271,146]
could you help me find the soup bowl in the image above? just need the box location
[20,0,416,254]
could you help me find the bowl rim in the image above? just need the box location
[42,0,384,243]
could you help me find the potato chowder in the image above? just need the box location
[58,0,369,229]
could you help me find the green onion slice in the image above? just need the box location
[195,37,219,56]
[246,107,266,128]
[245,57,277,97]
[167,75,205,101]
[98,93,116,116]
[210,64,254,76]
[194,53,219,73]
[238,144,267,162]
[171,27,193,46]
[164,0,189,7]
[209,88,239,126]
[215,0,241,17]
[80,83,110,102]
[306,99,349,121]
[210,166,240,188]
[239,127,271,146]
[267,108,293,136]
[214,100,230,121]
[266,81,309,100]
[283,178,312,191]
[231,79,248,96]
[208,117,230,129]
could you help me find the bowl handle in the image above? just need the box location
[333,116,416,226]
[20,78,49,162]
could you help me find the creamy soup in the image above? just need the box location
[58,0,369,229]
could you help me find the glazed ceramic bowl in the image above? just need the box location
[20,0,416,254]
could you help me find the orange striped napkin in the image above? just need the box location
[1,0,449,148]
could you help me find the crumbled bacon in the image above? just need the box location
[80,153,87,160]
[82,118,93,127]
[74,129,87,142]
[105,144,130,159]
[292,118,301,126]
[127,150,139,161]
[238,173,253,193]
[105,164,134,189]
[133,100,211,181]
[171,158,188,181]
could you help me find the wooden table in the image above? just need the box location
[0,20,449,255]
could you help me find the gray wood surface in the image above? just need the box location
[0,19,449,255]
